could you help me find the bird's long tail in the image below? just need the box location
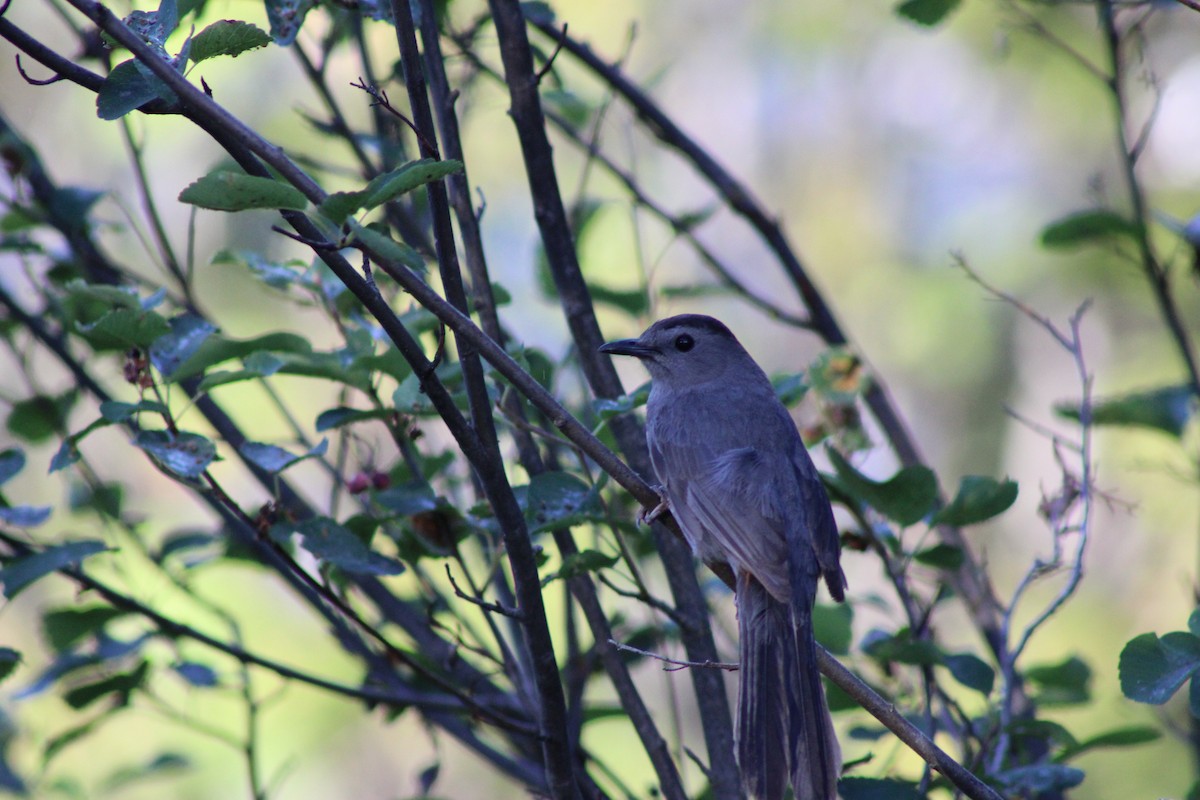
[736,573,840,800]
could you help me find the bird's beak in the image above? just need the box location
[599,339,655,359]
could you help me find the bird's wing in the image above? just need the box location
[665,444,801,604]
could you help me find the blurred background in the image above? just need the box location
[2,0,1200,797]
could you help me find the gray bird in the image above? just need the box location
[601,314,845,800]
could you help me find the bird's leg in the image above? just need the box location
[639,485,670,526]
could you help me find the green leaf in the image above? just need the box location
[861,628,941,666]
[376,482,439,516]
[0,506,51,527]
[930,475,1018,526]
[592,382,651,420]
[943,652,995,695]
[77,307,172,350]
[96,60,165,120]
[0,647,19,685]
[525,471,605,534]
[101,752,190,792]
[50,414,120,473]
[0,540,110,598]
[826,448,938,526]
[315,406,392,432]
[133,430,217,480]
[895,0,961,26]
[265,0,314,45]
[7,392,77,443]
[520,1,555,24]
[911,543,964,570]
[149,314,218,379]
[0,449,25,486]
[1040,208,1140,249]
[173,662,218,687]
[318,159,463,224]
[345,219,425,271]
[590,284,648,316]
[43,607,129,652]
[543,89,591,127]
[167,331,312,382]
[1120,631,1200,705]
[189,20,270,63]
[1056,384,1195,438]
[99,400,169,423]
[273,518,404,576]
[239,438,327,474]
[393,373,432,414]
[179,170,308,211]
[838,776,926,800]
[543,549,618,585]
[813,602,853,656]
[1056,725,1161,761]
[1028,655,1092,705]
[995,764,1084,794]
[64,660,149,709]
[362,159,463,208]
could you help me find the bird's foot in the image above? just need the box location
[638,486,669,526]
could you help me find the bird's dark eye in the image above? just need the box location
[674,334,695,352]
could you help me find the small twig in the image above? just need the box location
[350,77,439,155]
[445,564,525,619]
[607,639,738,672]
[534,22,567,83]
[15,54,62,84]
[271,224,341,250]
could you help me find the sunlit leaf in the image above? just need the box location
[179,170,308,212]
[189,20,270,63]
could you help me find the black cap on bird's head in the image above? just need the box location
[599,314,753,385]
